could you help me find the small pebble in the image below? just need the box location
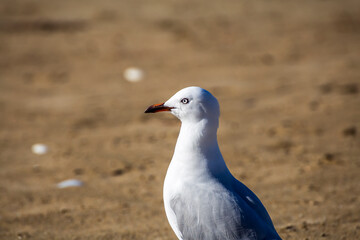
[57,179,84,189]
[324,153,334,161]
[31,143,48,155]
[73,168,84,175]
[112,168,124,176]
[284,224,297,232]
[123,67,144,82]
[340,83,358,95]
[343,126,356,137]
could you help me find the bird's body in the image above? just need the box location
[145,87,282,240]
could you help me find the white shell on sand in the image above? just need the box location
[57,179,84,188]
[123,67,144,82]
[31,144,49,155]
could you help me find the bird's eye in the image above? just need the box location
[180,98,190,104]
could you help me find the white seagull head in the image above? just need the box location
[145,86,220,123]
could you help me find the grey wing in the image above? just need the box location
[233,179,278,233]
[234,178,281,240]
[170,183,258,240]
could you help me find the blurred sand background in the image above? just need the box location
[0,0,359,239]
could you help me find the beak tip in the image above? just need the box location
[144,108,152,113]
[144,102,172,113]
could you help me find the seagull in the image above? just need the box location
[145,86,282,240]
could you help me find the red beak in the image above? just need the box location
[144,103,173,113]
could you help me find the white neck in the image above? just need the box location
[176,118,218,152]
[170,118,231,180]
